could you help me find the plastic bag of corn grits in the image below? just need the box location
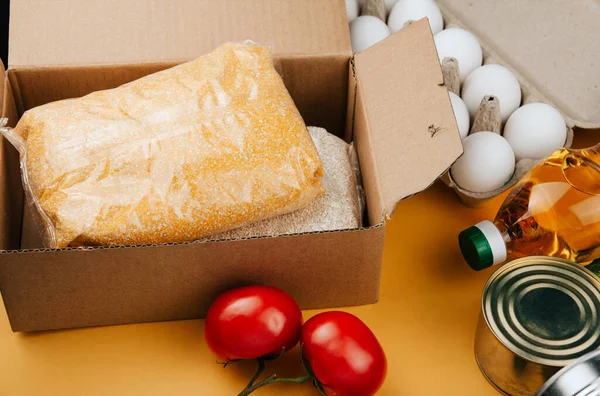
[0,42,324,248]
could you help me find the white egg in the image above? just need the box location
[451,132,515,193]
[449,91,470,139]
[503,103,567,160]
[388,0,444,35]
[461,65,522,123]
[385,0,399,13]
[346,0,360,22]
[434,28,483,82]
[350,16,391,53]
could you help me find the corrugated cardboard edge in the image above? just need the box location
[353,19,463,220]
[437,2,599,130]
[6,224,384,255]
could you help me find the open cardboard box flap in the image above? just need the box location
[8,0,351,67]
[353,19,463,222]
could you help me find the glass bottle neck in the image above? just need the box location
[493,220,512,246]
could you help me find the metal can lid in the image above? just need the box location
[483,257,600,367]
[536,350,600,396]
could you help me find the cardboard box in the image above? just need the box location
[434,0,600,207]
[0,0,462,332]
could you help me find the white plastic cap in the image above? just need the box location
[475,220,507,265]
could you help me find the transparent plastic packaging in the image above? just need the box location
[0,42,324,248]
[212,126,364,239]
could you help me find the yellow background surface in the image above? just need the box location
[0,131,597,395]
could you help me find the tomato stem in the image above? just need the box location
[216,359,241,368]
[313,379,327,396]
[244,358,266,392]
[300,343,327,396]
[238,374,312,396]
[236,345,321,395]
[263,346,286,361]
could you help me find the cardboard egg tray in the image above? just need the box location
[361,0,600,207]
[436,0,600,207]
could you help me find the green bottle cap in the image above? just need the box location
[459,226,494,271]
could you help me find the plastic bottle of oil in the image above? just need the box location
[459,144,600,271]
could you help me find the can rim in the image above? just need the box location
[481,256,600,367]
[535,350,600,395]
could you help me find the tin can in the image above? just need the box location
[536,350,600,396]
[475,256,600,396]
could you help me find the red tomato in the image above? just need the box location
[204,285,303,361]
[301,311,387,396]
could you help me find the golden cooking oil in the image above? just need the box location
[460,145,600,270]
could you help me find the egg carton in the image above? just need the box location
[441,93,574,208]
[355,0,598,207]
[435,1,592,208]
